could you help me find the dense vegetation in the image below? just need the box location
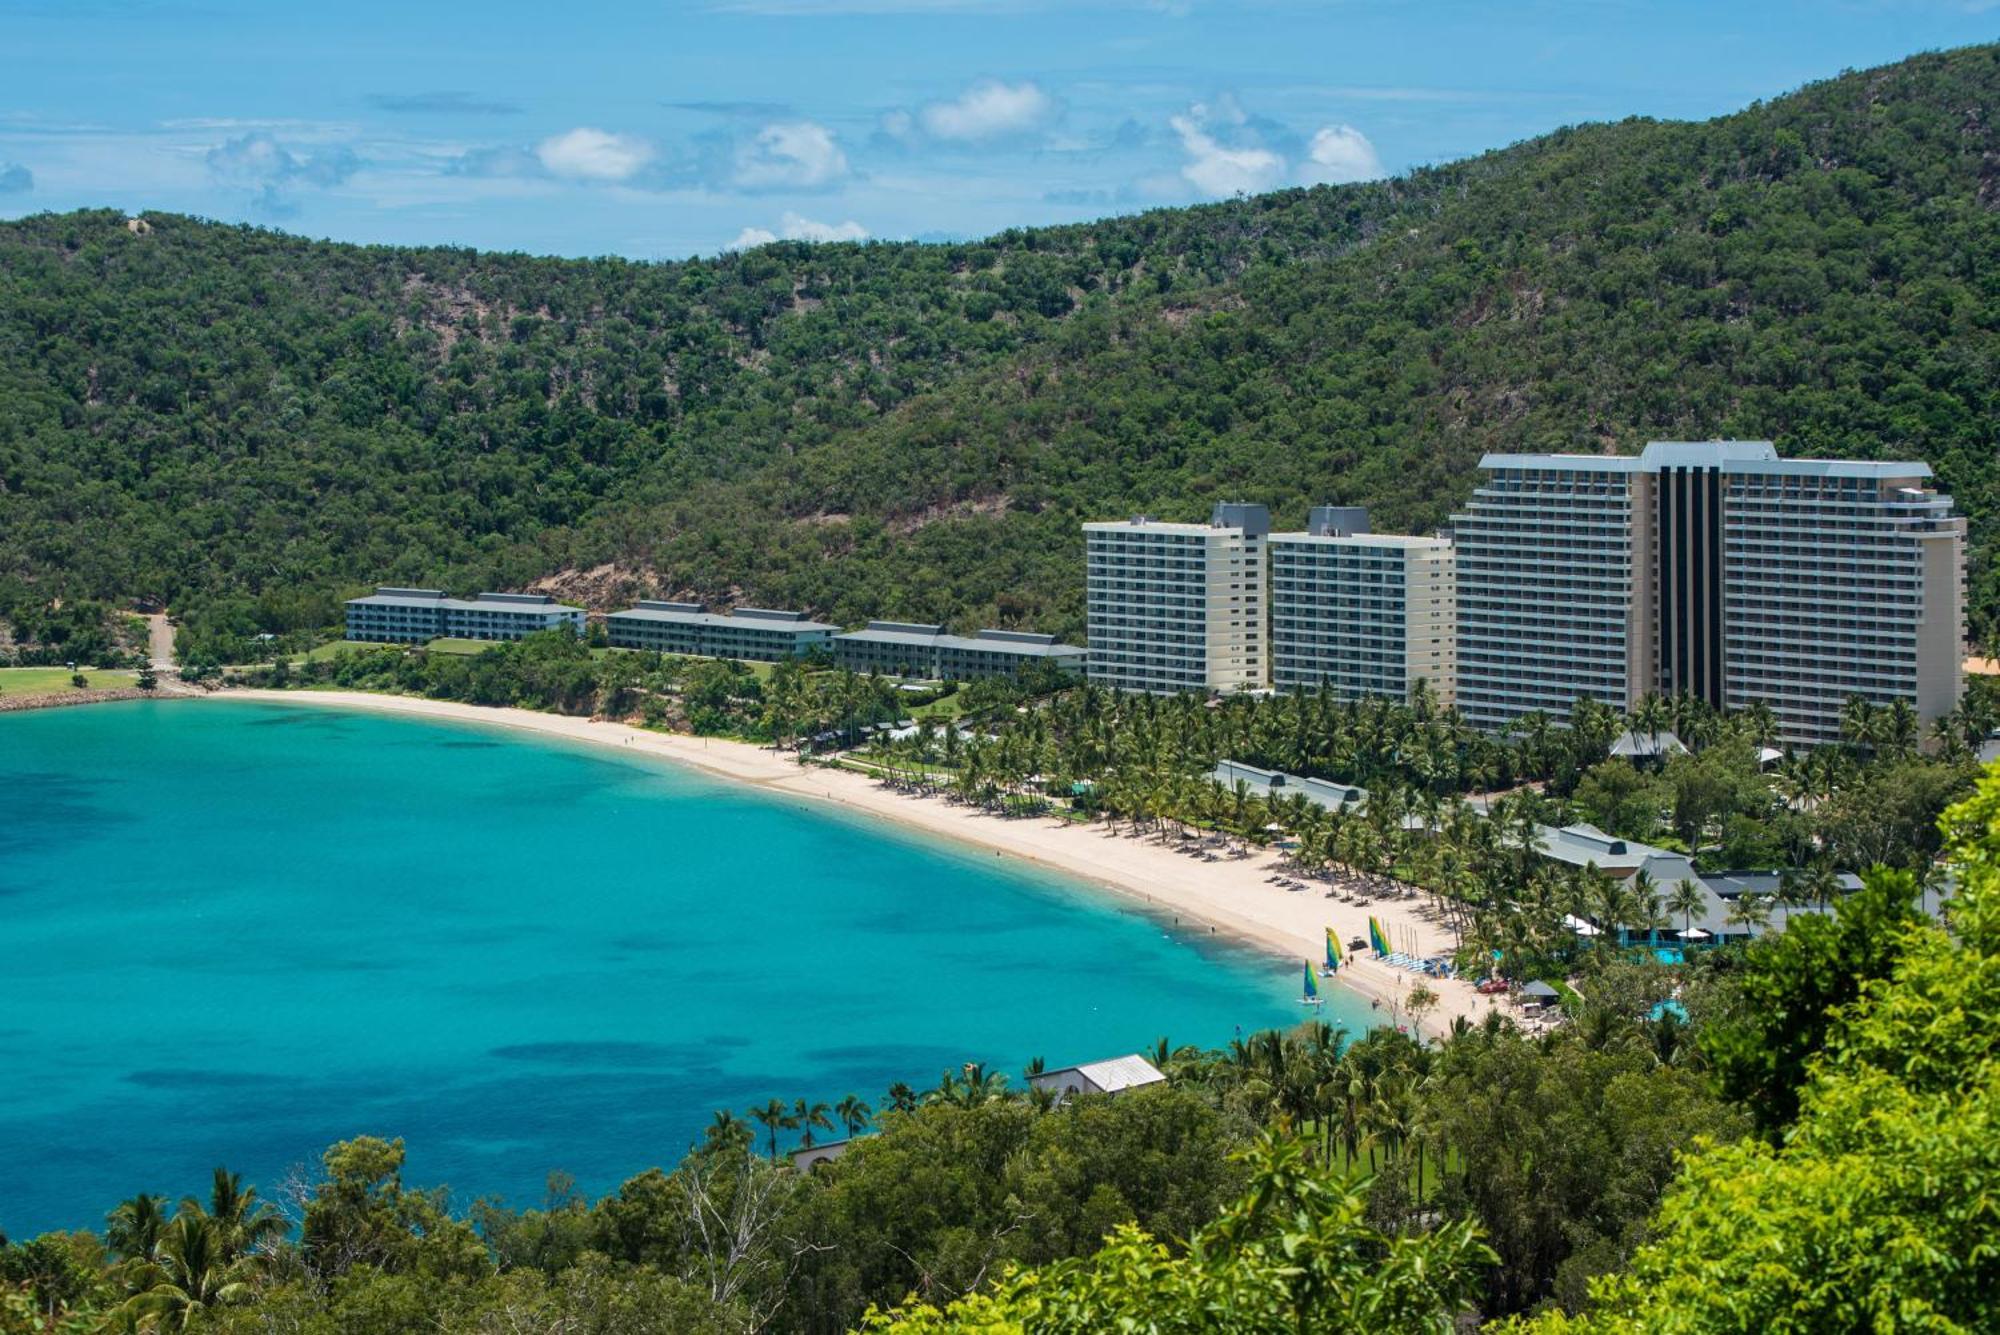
[4,46,1999,664]
[10,767,1998,1332]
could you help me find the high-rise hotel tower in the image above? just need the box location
[1452,441,1963,744]
[1084,503,1270,694]
[1268,507,1456,705]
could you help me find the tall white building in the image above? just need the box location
[1083,503,1270,694]
[1453,441,1964,744]
[1269,507,1455,705]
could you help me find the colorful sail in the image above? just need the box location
[1367,916,1388,956]
[1302,963,1319,1000]
[1325,927,1342,970]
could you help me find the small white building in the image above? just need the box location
[1029,1054,1168,1106]
[790,1138,854,1171]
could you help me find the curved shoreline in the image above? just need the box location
[210,689,1494,1037]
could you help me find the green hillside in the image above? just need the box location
[1,45,1996,654]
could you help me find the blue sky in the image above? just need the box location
[1,1,1993,259]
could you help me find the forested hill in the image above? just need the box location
[2,44,1997,653]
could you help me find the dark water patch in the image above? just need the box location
[125,1068,292,1090]
[800,1042,972,1073]
[489,1040,738,1069]
[438,739,501,750]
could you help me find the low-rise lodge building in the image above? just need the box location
[344,588,585,643]
[1029,1054,1168,1107]
[831,622,1087,681]
[604,601,838,661]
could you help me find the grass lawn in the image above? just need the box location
[908,689,967,720]
[0,666,140,693]
[423,637,499,656]
[300,639,396,663]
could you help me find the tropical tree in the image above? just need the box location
[792,1098,834,1150]
[834,1093,873,1139]
[118,1212,263,1332]
[749,1099,796,1162]
[1666,877,1706,941]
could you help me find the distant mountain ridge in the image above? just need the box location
[1,44,1995,651]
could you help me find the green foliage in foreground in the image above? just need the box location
[862,1137,1494,1334]
[1524,771,2000,1333]
[5,47,2000,658]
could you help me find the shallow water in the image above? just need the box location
[0,699,1341,1234]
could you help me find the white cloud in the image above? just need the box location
[732,121,849,189]
[918,80,1054,141]
[728,211,869,249]
[205,132,359,187]
[536,127,654,182]
[1298,124,1383,185]
[0,162,34,194]
[1169,103,1283,198]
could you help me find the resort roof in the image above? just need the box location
[1478,441,1934,481]
[1609,729,1689,759]
[347,588,581,613]
[834,622,1085,658]
[1211,760,1366,811]
[1041,1054,1168,1094]
[1269,531,1450,549]
[1533,823,1669,873]
[607,601,837,633]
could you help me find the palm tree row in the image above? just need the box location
[105,1168,283,1330]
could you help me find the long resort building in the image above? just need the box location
[344,588,585,643]
[1268,506,1455,705]
[1451,440,1963,744]
[831,622,1086,681]
[604,602,838,661]
[1083,503,1271,695]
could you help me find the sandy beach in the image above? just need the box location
[219,689,1492,1036]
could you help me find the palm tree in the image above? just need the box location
[1666,877,1706,942]
[106,1193,170,1263]
[186,1168,281,1263]
[885,1082,918,1114]
[119,1213,262,1332]
[834,1093,872,1139]
[1840,695,1878,752]
[1723,891,1773,938]
[749,1098,795,1162]
[706,1109,749,1151]
[792,1098,834,1150]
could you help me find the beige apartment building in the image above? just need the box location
[1083,503,1270,694]
[1268,506,1455,706]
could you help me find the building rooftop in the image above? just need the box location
[835,622,1084,657]
[347,588,580,613]
[1270,531,1451,549]
[1533,823,1670,873]
[608,601,838,633]
[1608,729,1690,760]
[1477,441,1934,481]
[1212,760,1366,810]
[1040,1054,1167,1094]
[1084,517,1235,536]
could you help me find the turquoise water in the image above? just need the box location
[0,699,1330,1235]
